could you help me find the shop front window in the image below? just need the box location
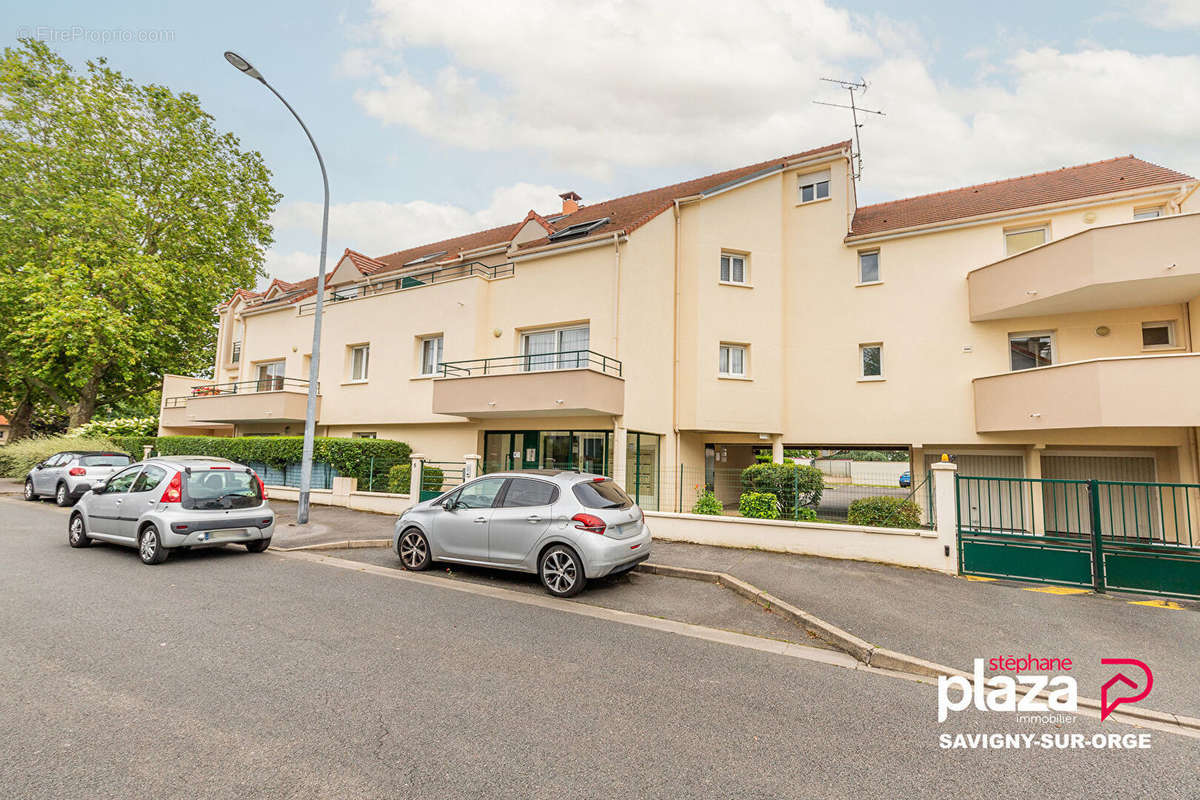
[625,432,660,511]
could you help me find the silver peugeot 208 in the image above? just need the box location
[392,470,651,597]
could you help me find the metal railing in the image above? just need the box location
[438,349,622,378]
[297,260,515,314]
[187,377,317,397]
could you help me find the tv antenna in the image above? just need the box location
[813,77,884,181]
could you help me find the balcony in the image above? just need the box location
[967,214,1200,321]
[297,261,515,315]
[432,350,624,418]
[973,353,1200,432]
[165,378,321,424]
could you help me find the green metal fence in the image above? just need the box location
[957,475,1200,599]
[421,461,465,501]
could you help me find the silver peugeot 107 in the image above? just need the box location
[392,470,651,597]
[68,456,275,564]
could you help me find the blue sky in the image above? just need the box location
[11,0,1200,284]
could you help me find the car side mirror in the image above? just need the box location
[34,463,44,470]
[93,480,108,493]
[441,499,457,511]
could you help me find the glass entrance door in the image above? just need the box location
[483,430,613,475]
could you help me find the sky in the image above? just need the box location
[9,0,1200,287]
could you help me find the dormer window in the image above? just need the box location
[547,217,610,242]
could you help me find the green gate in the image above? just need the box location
[420,461,465,501]
[957,475,1200,599]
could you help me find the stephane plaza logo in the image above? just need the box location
[937,654,1155,750]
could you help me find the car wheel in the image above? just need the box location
[397,528,431,571]
[23,479,36,501]
[539,544,586,598]
[138,525,169,565]
[55,483,73,507]
[68,514,92,548]
[244,538,271,553]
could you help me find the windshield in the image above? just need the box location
[79,454,132,467]
[571,479,633,509]
[183,469,262,510]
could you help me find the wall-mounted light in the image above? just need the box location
[1095,326,1111,337]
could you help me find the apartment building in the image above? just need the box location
[160,140,1200,510]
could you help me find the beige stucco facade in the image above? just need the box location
[160,146,1200,509]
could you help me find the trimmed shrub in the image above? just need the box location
[154,435,412,487]
[383,463,443,495]
[0,435,120,479]
[847,496,922,529]
[70,417,158,437]
[795,507,817,522]
[110,436,158,460]
[691,487,722,515]
[738,491,779,520]
[740,462,823,516]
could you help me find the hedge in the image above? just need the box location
[740,462,823,517]
[111,436,159,460]
[384,463,444,495]
[738,492,780,520]
[153,435,412,487]
[846,496,922,529]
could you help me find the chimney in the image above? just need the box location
[559,191,582,215]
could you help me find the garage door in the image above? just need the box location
[1042,455,1158,537]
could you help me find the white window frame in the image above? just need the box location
[420,335,444,376]
[521,325,590,371]
[798,170,832,204]
[1008,331,1055,372]
[718,343,748,378]
[254,360,286,392]
[1133,205,1164,221]
[1004,224,1049,256]
[352,432,377,439]
[859,343,883,381]
[1141,320,1177,350]
[857,249,881,285]
[349,344,370,383]
[719,252,749,285]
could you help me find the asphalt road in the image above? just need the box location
[1,497,1196,799]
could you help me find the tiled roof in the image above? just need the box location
[342,248,390,275]
[850,156,1194,237]
[0,414,8,425]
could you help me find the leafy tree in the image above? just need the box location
[0,39,280,436]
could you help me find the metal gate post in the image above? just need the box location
[1088,479,1107,593]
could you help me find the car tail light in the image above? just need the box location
[69,467,86,476]
[571,513,606,535]
[160,471,182,503]
[253,471,268,499]
[209,466,231,470]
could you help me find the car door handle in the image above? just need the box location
[114,499,123,505]
[526,515,542,523]
[474,516,487,524]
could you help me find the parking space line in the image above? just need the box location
[963,576,996,582]
[1129,599,1185,610]
[1022,586,1091,595]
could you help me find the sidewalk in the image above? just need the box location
[269,500,395,549]
[650,540,1200,719]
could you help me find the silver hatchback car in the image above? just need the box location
[68,456,275,564]
[393,470,651,597]
[24,451,134,507]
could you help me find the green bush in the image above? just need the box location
[691,488,722,515]
[847,496,922,529]
[383,463,443,495]
[154,435,412,487]
[739,492,780,519]
[0,435,120,478]
[740,462,823,516]
[838,450,908,462]
[795,507,817,522]
[69,417,158,437]
[110,436,158,460]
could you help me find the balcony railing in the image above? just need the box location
[297,260,515,314]
[165,376,320,424]
[438,350,622,378]
[190,377,316,396]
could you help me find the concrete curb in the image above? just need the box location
[636,561,1200,734]
[274,539,392,552]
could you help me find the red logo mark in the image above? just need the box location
[1100,659,1153,720]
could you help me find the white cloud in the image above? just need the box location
[344,0,1200,201]
[261,182,563,285]
[1129,0,1200,28]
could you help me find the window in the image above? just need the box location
[80,454,130,467]
[104,466,143,494]
[547,217,610,242]
[255,361,285,392]
[1134,206,1164,221]
[1009,332,1053,371]
[352,432,377,439]
[500,477,558,508]
[858,250,880,284]
[859,343,883,379]
[420,335,444,376]
[522,326,589,370]
[350,345,370,382]
[572,479,634,510]
[719,344,747,377]
[1142,321,1177,349]
[720,252,747,284]
[798,170,831,204]
[450,477,507,509]
[131,465,168,493]
[184,469,262,510]
[1004,225,1048,256]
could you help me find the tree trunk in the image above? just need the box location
[7,394,34,442]
[68,368,104,428]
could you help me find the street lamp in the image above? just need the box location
[225,50,328,525]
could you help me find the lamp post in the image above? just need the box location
[225,50,328,525]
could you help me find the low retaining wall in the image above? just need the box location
[644,511,949,572]
[267,483,412,516]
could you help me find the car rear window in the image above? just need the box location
[80,454,132,467]
[183,469,262,510]
[571,479,633,509]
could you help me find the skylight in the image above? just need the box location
[546,217,610,242]
[402,250,448,266]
